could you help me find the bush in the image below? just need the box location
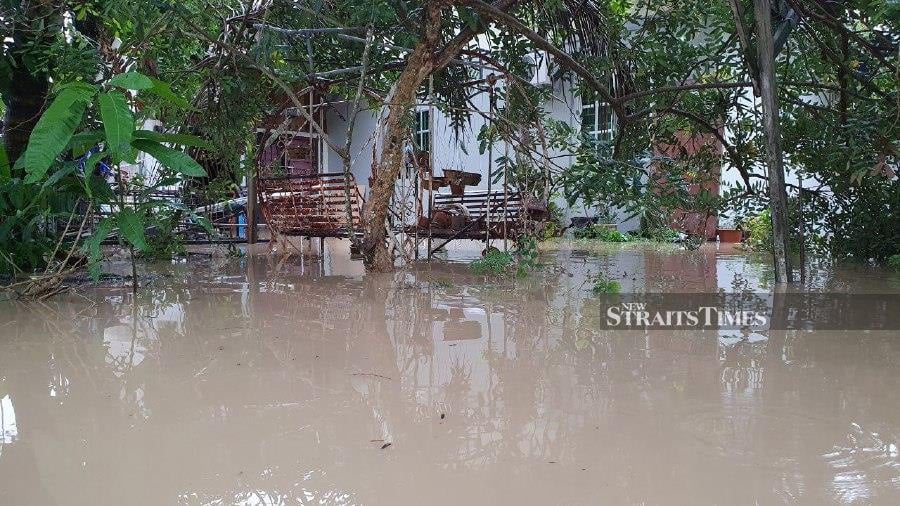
[470,249,515,276]
[744,209,773,251]
[590,272,621,294]
[539,219,562,240]
[889,254,900,272]
[574,224,630,242]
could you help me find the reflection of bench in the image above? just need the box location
[413,190,524,240]
[258,172,363,238]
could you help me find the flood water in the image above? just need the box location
[2,242,899,505]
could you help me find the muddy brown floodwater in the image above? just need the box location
[2,242,899,505]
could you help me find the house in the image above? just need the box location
[255,62,728,243]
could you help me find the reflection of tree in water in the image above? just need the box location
[3,253,900,503]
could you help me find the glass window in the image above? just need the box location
[580,79,616,144]
[414,109,431,153]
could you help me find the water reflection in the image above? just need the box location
[0,245,898,504]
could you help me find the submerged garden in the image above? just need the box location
[1,0,898,291]
[1,1,900,504]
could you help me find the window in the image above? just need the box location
[413,109,431,153]
[581,90,615,144]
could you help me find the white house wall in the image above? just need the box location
[325,78,640,232]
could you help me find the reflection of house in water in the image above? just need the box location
[1,394,18,447]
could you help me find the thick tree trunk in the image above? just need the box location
[361,2,447,271]
[753,0,793,283]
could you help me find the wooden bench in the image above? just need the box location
[258,172,364,238]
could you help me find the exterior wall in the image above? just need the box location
[653,131,723,239]
[324,102,379,187]
[323,77,641,233]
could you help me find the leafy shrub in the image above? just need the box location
[590,272,621,294]
[744,209,773,251]
[539,219,562,240]
[1,73,207,280]
[574,224,630,242]
[538,201,566,240]
[888,254,900,272]
[514,234,539,277]
[470,249,515,275]
[638,225,680,243]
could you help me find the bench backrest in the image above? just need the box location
[432,190,522,222]
[258,172,363,235]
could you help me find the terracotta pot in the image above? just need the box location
[717,228,742,243]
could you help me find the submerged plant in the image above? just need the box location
[575,225,631,243]
[589,272,621,294]
[470,249,515,276]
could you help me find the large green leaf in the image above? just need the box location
[82,217,114,280]
[131,139,206,177]
[99,91,134,157]
[85,170,116,203]
[69,130,105,157]
[0,144,9,182]
[23,82,97,183]
[108,72,153,91]
[147,78,191,109]
[116,208,148,251]
[133,130,210,149]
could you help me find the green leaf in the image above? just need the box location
[0,144,9,182]
[116,208,148,251]
[133,130,209,149]
[23,83,97,183]
[131,139,206,177]
[42,164,77,190]
[69,130,105,157]
[147,78,191,109]
[108,72,153,91]
[456,7,482,31]
[99,91,134,157]
[194,215,214,235]
[78,151,107,198]
[82,217,113,280]
[85,170,116,203]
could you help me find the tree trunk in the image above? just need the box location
[361,2,447,271]
[753,0,793,283]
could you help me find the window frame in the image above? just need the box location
[413,108,431,153]
[580,76,618,144]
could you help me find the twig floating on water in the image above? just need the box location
[351,372,392,380]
